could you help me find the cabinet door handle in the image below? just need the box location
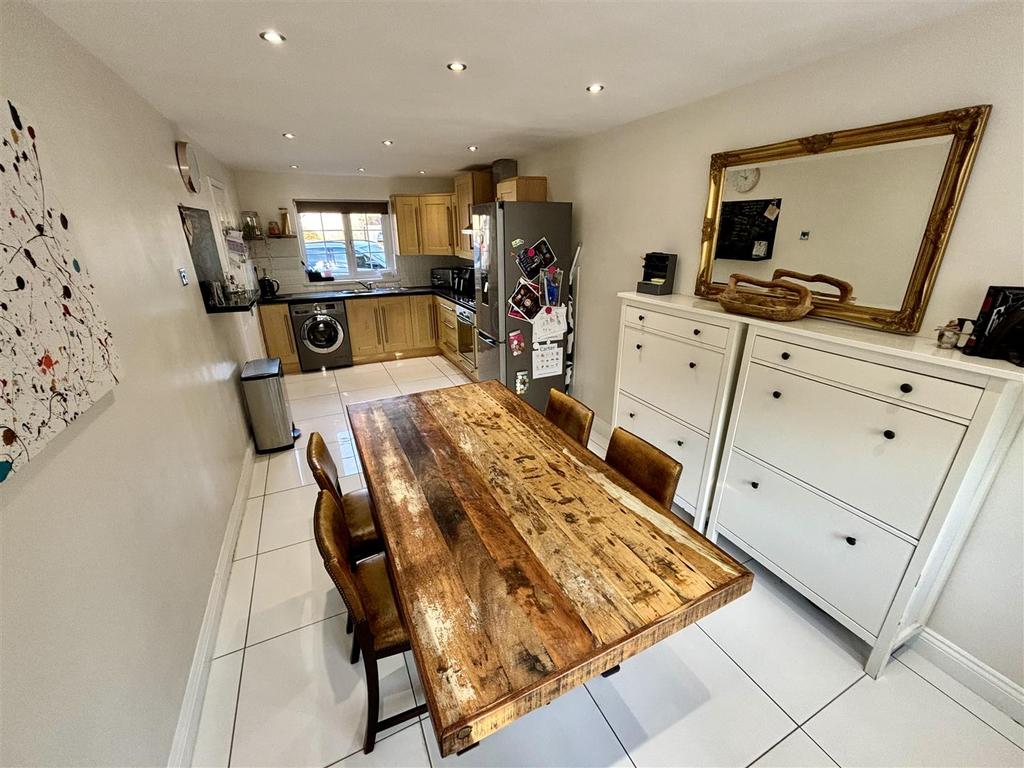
[883,429,896,440]
[381,307,389,343]
[635,343,643,350]
[374,307,383,345]
[676,440,684,447]
[688,362,696,369]
[900,383,913,393]
[638,314,645,321]
[693,328,701,336]
[628,412,635,419]
[845,536,857,546]
[750,481,759,489]
[781,352,791,360]
[284,315,295,354]
[772,390,782,399]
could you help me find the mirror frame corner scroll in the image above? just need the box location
[695,105,991,334]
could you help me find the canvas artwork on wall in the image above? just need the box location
[0,100,120,483]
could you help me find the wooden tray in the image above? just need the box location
[717,274,813,322]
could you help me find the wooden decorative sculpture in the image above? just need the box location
[717,274,813,322]
[771,269,854,303]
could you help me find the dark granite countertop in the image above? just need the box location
[258,285,476,311]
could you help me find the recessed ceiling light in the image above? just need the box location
[259,30,286,44]
[289,164,298,169]
[446,61,467,72]
[586,83,605,94]
[382,139,393,146]
[467,145,478,152]
[282,132,295,139]
[358,167,365,173]
[418,170,426,174]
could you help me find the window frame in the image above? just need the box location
[295,203,395,281]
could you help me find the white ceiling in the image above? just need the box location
[35,1,972,178]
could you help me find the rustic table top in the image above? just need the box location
[348,380,752,756]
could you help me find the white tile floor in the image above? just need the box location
[194,357,1024,768]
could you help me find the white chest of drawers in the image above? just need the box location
[612,298,745,529]
[614,292,1022,678]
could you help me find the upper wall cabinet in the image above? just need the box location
[453,171,494,258]
[390,193,458,256]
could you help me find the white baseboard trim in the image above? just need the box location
[167,444,256,768]
[909,627,1024,725]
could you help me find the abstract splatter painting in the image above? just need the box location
[1,100,120,483]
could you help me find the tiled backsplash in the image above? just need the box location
[247,237,468,295]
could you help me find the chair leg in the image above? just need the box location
[350,632,361,664]
[346,614,353,635]
[363,651,379,754]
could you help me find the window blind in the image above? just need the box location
[294,200,389,215]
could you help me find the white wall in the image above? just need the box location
[0,4,263,765]
[522,4,1023,685]
[234,170,461,291]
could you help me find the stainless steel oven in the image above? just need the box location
[455,305,477,371]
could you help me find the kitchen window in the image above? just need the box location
[295,200,394,280]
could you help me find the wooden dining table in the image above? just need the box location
[347,380,752,757]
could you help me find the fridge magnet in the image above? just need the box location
[1,100,121,484]
[532,343,564,379]
[515,237,557,280]
[514,370,530,395]
[508,330,526,356]
[533,305,567,342]
[511,238,525,249]
[508,278,542,321]
[541,266,563,306]
[507,305,527,321]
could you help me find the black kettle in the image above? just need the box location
[258,275,280,299]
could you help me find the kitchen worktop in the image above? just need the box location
[258,285,476,310]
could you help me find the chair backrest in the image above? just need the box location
[313,490,366,624]
[307,431,343,508]
[545,389,595,446]
[604,427,682,512]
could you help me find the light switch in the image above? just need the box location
[178,267,189,286]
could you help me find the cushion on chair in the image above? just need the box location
[354,554,410,655]
[344,488,379,548]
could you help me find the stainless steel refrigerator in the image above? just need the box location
[472,201,573,412]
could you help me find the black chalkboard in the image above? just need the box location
[715,198,782,261]
[179,205,225,283]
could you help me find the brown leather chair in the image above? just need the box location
[545,389,595,446]
[604,427,682,512]
[314,490,427,754]
[306,431,383,568]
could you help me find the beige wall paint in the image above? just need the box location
[521,3,1023,685]
[0,4,263,765]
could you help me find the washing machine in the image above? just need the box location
[289,300,353,372]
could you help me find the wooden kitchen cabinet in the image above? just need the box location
[435,295,459,362]
[391,195,421,255]
[345,298,384,359]
[377,296,414,352]
[454,171,493,258]
[496,175,547,202]
[418,194,455,255]
[258,303,301,374]
[411,294,437,348]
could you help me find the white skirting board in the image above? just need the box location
[909,627,1024,725]
[166,444,256,768]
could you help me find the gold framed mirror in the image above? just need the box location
[694,106,990,334]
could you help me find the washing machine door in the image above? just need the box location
[300,314,343,354]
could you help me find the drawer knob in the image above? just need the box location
[688,361,696,369]
[781,352,791,360]
[772,390,782,399]
[676,440,684,447]
[628,412,635,418]
[635,343,643,350]
[845,536,857,546]
[693,328,701,336]
[883,429,896,440]
[750,481,760,489]
[638,314,645,321]
[900,383,913,394]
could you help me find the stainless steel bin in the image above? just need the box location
[241,358,297,452]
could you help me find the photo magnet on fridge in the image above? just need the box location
[508,278,542,321]
[541,266,562,306]
[508,330,526,356]
[515,237,557,280]
[514,370,530,395]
